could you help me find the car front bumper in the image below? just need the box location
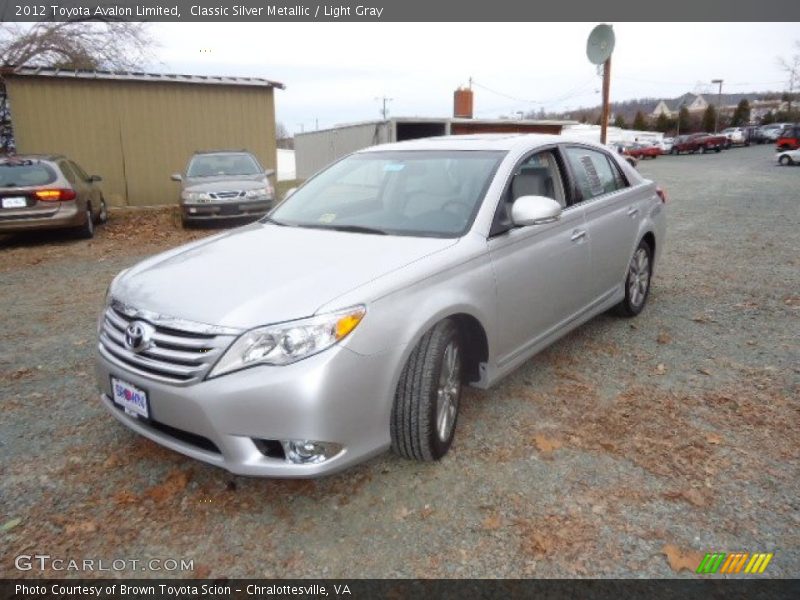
[96,342,402,477]
[181,199,272,221]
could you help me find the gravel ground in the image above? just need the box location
[1,144,798,579]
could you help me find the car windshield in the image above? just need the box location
[268,150,505,237]
[0,162,57,187]
[187,153,261,177]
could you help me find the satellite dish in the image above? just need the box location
[586,24,615,65]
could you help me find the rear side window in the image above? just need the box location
[0,162,57,187]
[564,147,625,202]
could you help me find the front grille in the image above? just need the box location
[99,302,238,384]
[210,190,244,200]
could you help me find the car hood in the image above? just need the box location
[183,174,266,193]
[114,223,457,329]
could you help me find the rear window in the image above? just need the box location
[0,162,57,187]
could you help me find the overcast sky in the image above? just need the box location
[149,22,799,133]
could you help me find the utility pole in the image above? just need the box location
[375,96,394,120]
[711,79,723,133]
[600,57,611,144]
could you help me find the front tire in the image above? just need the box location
[614,239,652,317]
[391,319,463,461]
[779,155,792,166]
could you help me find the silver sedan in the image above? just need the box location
[96,134,666,477]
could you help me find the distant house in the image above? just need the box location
[650,92,788,122]
[650,94,709,119]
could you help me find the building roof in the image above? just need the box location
[4,66,285,90]
[296,116,578,137]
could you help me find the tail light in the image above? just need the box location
[265,180,274,197]
[35,189,77,201]
[656,187,667,203]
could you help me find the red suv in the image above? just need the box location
[776,125,800,151]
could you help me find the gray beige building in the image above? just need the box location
[4,67,284,207]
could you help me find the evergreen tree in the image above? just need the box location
[613,114,627,128]
[730,99,751,126]
[702,105,717,132]
[678,106,691,134]
[632,111,647,130]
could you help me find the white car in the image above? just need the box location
[653,138,673,154]
[721,127,746,146]
[776,148,800,166]
[761,123,788,142]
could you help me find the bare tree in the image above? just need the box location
[0,21,154,70]
[777,40,800,118]
[0,22,155,152]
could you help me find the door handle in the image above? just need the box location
[627,207,639,217]
[570,229,587,242]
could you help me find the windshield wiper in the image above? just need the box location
[316,224,387,235]
[262,216,289,226]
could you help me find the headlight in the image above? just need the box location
[245,188,270,200]
[208,306,366,378]
[181,191,212,203]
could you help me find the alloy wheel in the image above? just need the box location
[436,341,461,442]
[628,247,650,308]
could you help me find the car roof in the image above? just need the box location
[356,133,606,154]
[1,154,64,162]
[192,150,254,156]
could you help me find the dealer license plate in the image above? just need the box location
[111,376,150,419]
[1,197,27,209]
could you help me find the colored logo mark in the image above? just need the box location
[696,552,773,574]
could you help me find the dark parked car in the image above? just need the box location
[0,155,107,238]
[171,151,275,227]
[671,133,725,154]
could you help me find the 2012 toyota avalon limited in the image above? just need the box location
[96,134,666,477]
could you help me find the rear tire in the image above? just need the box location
[391,319,463,462]
[779,155,792,166]
[614,239,652,317]
[75,206,95,239]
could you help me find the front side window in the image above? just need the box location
[270,150,505,237]
[564,147,625,202]
[187,153,261,177]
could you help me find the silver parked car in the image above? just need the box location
[171,150,275,226]
[97,134,666,477]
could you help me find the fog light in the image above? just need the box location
[282,440,342,464]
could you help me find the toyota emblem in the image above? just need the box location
[124,320,154,353]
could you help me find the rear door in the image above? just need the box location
[562,145,646,302]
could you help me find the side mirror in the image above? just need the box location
[510,195,562,227]
[264,168,275,178]
[283,187,297,201]
[88,175,102,182]
[170,173,182,182]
